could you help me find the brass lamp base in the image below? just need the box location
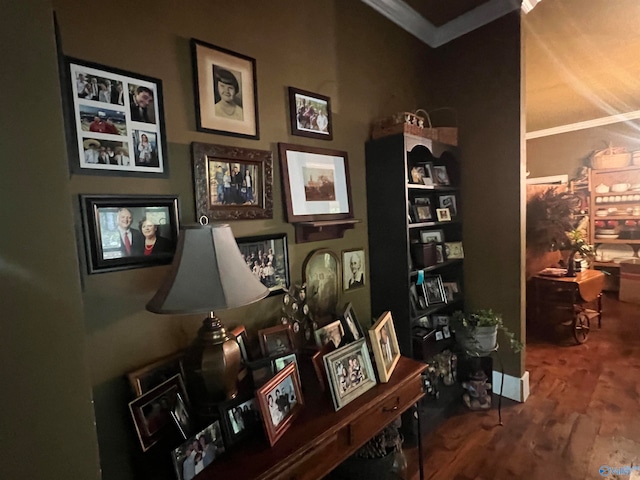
[183,312,241,414]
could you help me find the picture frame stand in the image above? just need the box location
[294,219,360,244]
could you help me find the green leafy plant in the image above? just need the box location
[565,228,595,260]
[451,309,523,353]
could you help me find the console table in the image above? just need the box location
[196,356,426,480]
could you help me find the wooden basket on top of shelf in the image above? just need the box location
[591,145,631,169]
[370,109,458,146]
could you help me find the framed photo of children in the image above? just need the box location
[192,142,273,221]
[64,57,168,177]
[79,194,179,274]
[342,249,365,291]
[288,87,333,140]
[369,311,401,383]
[256,361,304,446]
[191,38,259,139]
[236,233,290,296]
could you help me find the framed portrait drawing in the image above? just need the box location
[192,142,273,221]
[288,87,333,140]
[314,320,344,348]
[171,420,225,479]
[342,249,365,291]
[278,143,354,223]
[256,361,304,446]
[80,194,179,274]
[217,395,261,446]
[63,57,168,177]
[236,233,289,296]
[340,302,365,342]
[191,38,259,139]
[323,339,377,411]
[422,275,448,306]
[127,350,185,397]
[303,249,340,322]
[369,311,401,383]
[258,325,296,357]
[128,374,189,451]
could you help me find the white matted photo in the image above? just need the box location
[343,249,365,291]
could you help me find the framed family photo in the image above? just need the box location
[278,143,353,223]
[64,57,168,177]
[369,311,401,383]
[80,194,179,274]
[191,38,259,139]
[236,233,290,296]
[128,374,189,451]
[323,339,377,411]
[288,87,333,140]
[217,395,261,446]
[342,249,365,291]
[171,420,225,479]
[256,361,304,446]
[192,142,273,221]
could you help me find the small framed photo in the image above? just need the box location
[231,325,251,363]
[442,326,452,338]
[420,229,444,244]
[433,165,450,185]
[170,392,193,440]
[64,57,168,177]
[191,38,259,139]
[171,420,225,479]
[432,314,450,327]
[256,361,304,446]
[412,204,433,222]
[422,275,448,306]
[342,249,365,291]
[369,311,401,383]
[439,195,458,217]
[127,351,185,397]
[273,353,298,374]
[192,142,273,221]
[340,302,365,342]
[80,194,179,274]
[314,320,345,348]
[278,143,354,223]
[218,395,261,446]
[312,342,336,392]
[128,374,189,451]
[443,281,460,301]
[445,241,465,259]
[409,165,427,184]
[288,87,333,140]
[422,162,435,186]
[258,325,296,357]
[236,233,290,296]
[435,330,444,341]
[436,208,452,222]
[435,244,445,263]
[323,339,377,411]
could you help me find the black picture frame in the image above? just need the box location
[63,57,168,177]
[192,142,273,221]
[421,275,448,306]
[79,194,179,274]
[439,194,458,217]
[236,233,290,296]
[288,87,333,140]
[191,38,259,139]
[340,302,365,342]
[217,394,262,446]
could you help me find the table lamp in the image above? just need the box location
[146,223,269,415]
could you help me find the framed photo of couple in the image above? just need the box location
[64,57,168,177]
[191,38,259,139]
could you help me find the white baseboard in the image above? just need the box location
[492,370,530,402]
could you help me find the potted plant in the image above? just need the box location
[451,309,523,355]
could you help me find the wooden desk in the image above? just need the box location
[197,356,426,480]
[529,269,605,343]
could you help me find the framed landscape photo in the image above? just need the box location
[192,142,273,221]
[236,233,289,296]
[80,194,179,274]
[323,339,377,411]
[256,361,304,446]
[128,374,189,451]
[342,249,365,291]
[288,87,333,140]
[191,38,259,139]
[258,325,296,357]
[278,143,353,223]
[64,57,168,177]
[127,350,185,397]
[369,311,401,383]
[171,420,225,479]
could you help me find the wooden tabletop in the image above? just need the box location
[533,269,605,303]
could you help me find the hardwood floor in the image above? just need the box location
[407,293,640,480]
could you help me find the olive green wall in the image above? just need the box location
[0,0,100,478]
[426,12,525,377]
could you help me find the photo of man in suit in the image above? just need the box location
[117,207,144,256]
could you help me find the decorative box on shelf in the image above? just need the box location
[411,242,437,268]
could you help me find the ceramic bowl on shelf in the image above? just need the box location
[595,183,610,193]
[611,183,631,193]
[595,244,634,262]
[596,228,617,234]
[595,210,608,217]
